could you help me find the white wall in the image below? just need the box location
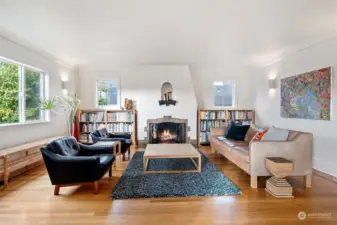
[253,38,337,177]
[79,65,198,140]
[0,36,75,149]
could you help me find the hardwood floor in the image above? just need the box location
[0,146,336,225]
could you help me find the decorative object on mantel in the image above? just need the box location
[281,67,331,120]
[124,98,134,110]
[159,82,177,106]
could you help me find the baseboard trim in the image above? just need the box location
[313,169,337,184]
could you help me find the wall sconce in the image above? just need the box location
[269,79,277,89]
[62,81,68,96]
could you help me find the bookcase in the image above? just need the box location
[197,109,255,146]
[77,109,137,146]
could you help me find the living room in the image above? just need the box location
[0,1,336,224]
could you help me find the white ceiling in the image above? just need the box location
[1,0,337,70]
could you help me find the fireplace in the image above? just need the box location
[150,122,184,143]
[145,116,189,144]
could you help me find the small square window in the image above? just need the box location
[213,81,235,107]
[96,79,120,107]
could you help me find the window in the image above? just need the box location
[0,57,49,125]
[213,81,235,107]
[96,79,120,107]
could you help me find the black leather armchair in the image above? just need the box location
[41,136,115,195]
[90,128,132,161]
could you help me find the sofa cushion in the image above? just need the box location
[226,123,250,141]
[255,129,268,140]
[217,136,235,147]
[216,136,249,149]
[287,130,301,141]
[230,140,249,147]
[231,146,250,162]
[244,126,260,142]
[262,127,289,141]
[224,120,242,136]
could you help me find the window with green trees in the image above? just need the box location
[0,58,49,125]
[96,79,119,107]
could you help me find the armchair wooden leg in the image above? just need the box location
[109,166,112,177]
[122,153,126,161]
[94,181,99,194]
[250,176,258,188]
[54,185,60,195]
[305,175,312,188]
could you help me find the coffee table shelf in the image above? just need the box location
[143,144,201,174]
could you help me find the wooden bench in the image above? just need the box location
[0,136,62,190]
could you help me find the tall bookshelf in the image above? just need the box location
[197,109,255,146]
[77,109,137,146]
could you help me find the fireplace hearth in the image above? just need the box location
[145,116,189,144]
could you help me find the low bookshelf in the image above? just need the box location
[197,109,255,146]
[77,109,137,146]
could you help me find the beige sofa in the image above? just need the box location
[209,127,313,188]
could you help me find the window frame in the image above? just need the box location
[213,80,236,108]
[0,56,50,127]
[95,78,121,109]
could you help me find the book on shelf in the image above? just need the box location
[199,111,226,120]
[199,132,209,143]
[81,112,105,122]
[228,111,253,120]
[199,120,226,132]
[107,123,133,133]
[80,123,105,133]
[107,111,133,122]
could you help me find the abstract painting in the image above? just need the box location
[281,67,331,120]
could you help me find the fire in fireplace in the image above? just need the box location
[149,121,185,144]
[160,129,177,141]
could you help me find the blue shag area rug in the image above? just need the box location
[110,151,241,199]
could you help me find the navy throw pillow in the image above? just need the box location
[225,123,250,141]
[224,120,242,136]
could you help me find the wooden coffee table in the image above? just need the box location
[143,144,201,174]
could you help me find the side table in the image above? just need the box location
[92,141,121,167]
[265,157,294,198]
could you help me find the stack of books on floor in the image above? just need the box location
[266,177,293,198]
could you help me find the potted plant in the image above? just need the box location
[40,95,80,136]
